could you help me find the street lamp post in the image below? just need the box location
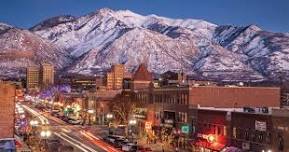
[40,129,51,151]
[128,119,137,143]
[106,113,113,135]
[87,109,95,125]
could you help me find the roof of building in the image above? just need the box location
[133,64,152,81]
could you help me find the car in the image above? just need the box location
[68,118,82,125]
[114,138,127,148]
[122,143,138,152]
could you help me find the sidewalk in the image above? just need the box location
[137,138,174,152]
[137,137,190,152]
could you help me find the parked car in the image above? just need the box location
[68,118,82,125]
[122,143,137,152]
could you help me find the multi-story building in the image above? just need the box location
[134,85,280,150]
[192,108,231,151]
[132,64,152,91]
[0,83,15,139]
[59,74,103,92]
[40,63,54,88]
[105,64,124,90]
[84,89,121,124]
[106,72,114,90]
[271,108,289,152]
[26,66,40,91]
[230,111,273,152]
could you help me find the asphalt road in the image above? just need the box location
[21,103,121,152]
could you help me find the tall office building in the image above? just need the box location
[105,64,124,90]
[0,83,15,138]
[40,63,54,88]
[26,66,40,91]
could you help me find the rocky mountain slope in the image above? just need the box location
[0,26,71,78]
[1,8,289,82]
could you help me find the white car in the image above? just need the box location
[68,119,82,125]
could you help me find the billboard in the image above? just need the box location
[0,84,15,138]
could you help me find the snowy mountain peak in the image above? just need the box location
[1,8,289,82]
[0,22,13,32]
[30,15,76,31]
[246,24,262,32]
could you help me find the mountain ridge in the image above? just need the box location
[0,8,289,82]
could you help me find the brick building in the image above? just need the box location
[0,83,15,139]
[105,64,124,90]
[131,64,152,91]
[192,109,230,151]
[230,112,273,151]
[271,109,289,152]
[189,86,280,108]
[134,85,280,151]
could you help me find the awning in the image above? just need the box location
[221,146,242,152]
[193,138,226,151]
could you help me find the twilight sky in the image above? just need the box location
[0,0,288,32]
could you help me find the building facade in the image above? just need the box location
[40,63,54,88]
[105,64,124,90]
[192,109,230,151]
[230,112,273,152]
[271,109,289,152]
[134,85,280,151]
[132,64,152,91]
[26,66,40,91]
[0,83,15,138]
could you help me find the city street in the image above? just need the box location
[21,103,121,152]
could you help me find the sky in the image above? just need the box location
[0,0,288,32]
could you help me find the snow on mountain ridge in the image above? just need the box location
[1,8,288,82]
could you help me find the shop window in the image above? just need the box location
[258,133,264,143]
[217,126,222,135]
[245,130,250,140]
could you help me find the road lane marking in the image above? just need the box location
[60,132,99,152]
[54,132,90,152]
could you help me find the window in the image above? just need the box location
[258,133,264,143]
[217,126,222,135]
[245,130,250,140]
[233,127,237,138]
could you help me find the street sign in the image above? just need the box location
[255,121,266,131]
[181,125,190,134]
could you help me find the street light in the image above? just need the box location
[128,119,137,125]
[106,113,113,135]
[106,113,113,119]
[88,109,95,114]
[128,119,137,142]
[40,130,51,138]
[87,109,95,125]
[30,120,39,126]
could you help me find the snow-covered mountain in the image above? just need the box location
[0,27,71,78]
[1,8,289,82]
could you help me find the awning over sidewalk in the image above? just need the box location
[193,138,226,151]
[221,146,242,152]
